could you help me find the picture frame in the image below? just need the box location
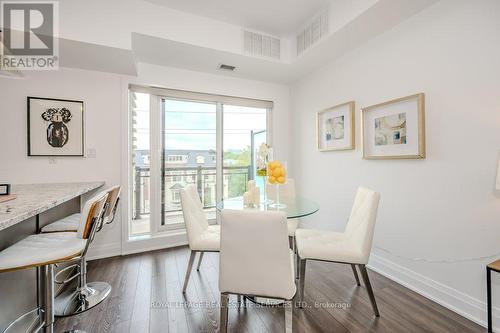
[27,97,84,156]
[0,184,11,196]
[316,101,355,151]
[361,93,425,160]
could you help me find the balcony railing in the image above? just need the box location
[133,165,252,221]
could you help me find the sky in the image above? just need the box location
[133,92,267,151]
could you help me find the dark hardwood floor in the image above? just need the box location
[55,246,484,333]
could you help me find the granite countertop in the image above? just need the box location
[0,182,105,231]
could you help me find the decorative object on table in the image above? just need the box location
[317,101,355,151]
[27,97,84,156]
[256,143,273,204]
[267,160,287,209]
[243,180,260,208]
[361,93,425,159]
[0,184,11,196]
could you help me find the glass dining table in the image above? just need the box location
[216,196,320,305]
[216,196,320,219]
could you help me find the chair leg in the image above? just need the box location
[295,238,300,280]
[488,267,493,333]
[284,300,293,333]
[299,259,306,307]
[359,264,380,317]
[351,264,361,286]
[182,250,197,293]
[220,293,229,333]
[40,264,55,333]
[237,295,242,310]
[197,252,204,271]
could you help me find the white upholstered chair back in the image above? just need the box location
[219,209,296,300]
[77,191,108,240]
[344,187,380,264]
[267,178,296,201]
[180,184,209,248]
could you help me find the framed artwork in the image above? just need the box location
[27,97,84,156]
[361,93,425,159]
[316,101,355,151]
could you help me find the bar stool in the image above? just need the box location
[46,186,121,317]
[0,192,108,333]
[41,185,121,233]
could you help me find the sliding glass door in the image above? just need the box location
[129,87,271,236]
[161,98,217,229]
[222,105,267,200]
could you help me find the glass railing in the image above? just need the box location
[132,165,252,223]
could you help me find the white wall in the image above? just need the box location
[0,63,291,258]
[59,0,242,52]
[290,0,500,328]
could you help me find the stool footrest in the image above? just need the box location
[2,307,44,333]
[54,264,80,284]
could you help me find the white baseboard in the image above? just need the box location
[86,242,122,261]
[121,230,188,256]
[368,253,499,331]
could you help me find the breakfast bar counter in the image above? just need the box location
[0,181,105,332]
[0,182,104,232]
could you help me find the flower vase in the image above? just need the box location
[261,176,273,205]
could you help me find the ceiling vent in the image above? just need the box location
[218,64,236,71]
[297,10,329,55]
[243,30,280,60]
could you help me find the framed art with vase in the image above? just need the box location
[27,97,84,156]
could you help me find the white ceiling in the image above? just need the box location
[143,0,332,36]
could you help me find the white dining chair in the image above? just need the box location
[180,184,220,293]
[219,209,296,333]
[295,187,381,317]
[267,178,299,247]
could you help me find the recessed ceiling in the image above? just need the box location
[143,0,332,36]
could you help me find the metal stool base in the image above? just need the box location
[54,282,111,317]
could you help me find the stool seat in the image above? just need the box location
[41,213,80,233]
[0,232,85,273]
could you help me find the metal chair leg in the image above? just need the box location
[351,264,361,286]
[42,264,55,333]
[487,267,492,332]
[197,252,204,271]
[220,293,229,333]
[295,238,300,280]
[284,300,293,333]
[359,264,380,317]
[183,251,197,293]
[299,259,306,307]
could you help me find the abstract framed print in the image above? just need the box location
[317,101,355,151]
[361,93,425,159]
[27,97,84,156]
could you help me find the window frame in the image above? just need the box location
[129,85,273,237]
